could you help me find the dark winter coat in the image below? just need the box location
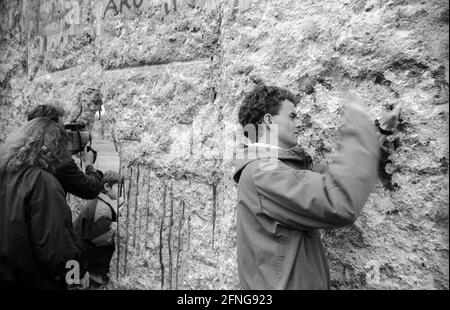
[0,167,87,289]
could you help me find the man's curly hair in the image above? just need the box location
[0,118,71,173]
[238,84,298,140]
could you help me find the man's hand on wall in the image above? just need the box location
[380,103,404,131]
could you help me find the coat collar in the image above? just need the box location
[233,144,313,183]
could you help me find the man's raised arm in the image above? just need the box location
[253,97,380,230]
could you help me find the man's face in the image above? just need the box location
[271,100,300,149]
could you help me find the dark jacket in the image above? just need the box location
[0,167,87,289]
[232,106,379,290]
[74,193,117,275]
[54,160,103,199]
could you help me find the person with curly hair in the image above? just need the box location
[0,118,89,289]
[233,83,402,289]
[27,104,104,200]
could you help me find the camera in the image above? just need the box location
[65,123,97,163]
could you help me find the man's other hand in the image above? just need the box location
[82,146,95,166]
[380,103,404,131]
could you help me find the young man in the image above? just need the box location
[27,105,103,199]
[233,84,402,289]
[74,171,122,287]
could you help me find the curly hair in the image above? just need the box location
[27,104,65,123]
[0,118,71,173]
[238,84,298,140]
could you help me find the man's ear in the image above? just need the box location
[104,183,111,192]
[263,114,273,128]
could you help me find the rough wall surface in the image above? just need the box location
[0,0,448,289]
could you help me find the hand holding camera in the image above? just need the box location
[82,146,97,166]
[379,102,404,132]
[65,123,97,166]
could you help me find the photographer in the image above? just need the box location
[27,105,103,200]
[0,118,89,289]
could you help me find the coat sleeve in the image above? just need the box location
[54,160,104,199]
[253,105,380,230]
[28,171,88,280]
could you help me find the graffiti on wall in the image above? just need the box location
[101,0,251,18]
[37,0,82,53]
[3,0,252,54]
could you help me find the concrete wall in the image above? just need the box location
[0,0,448,289]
